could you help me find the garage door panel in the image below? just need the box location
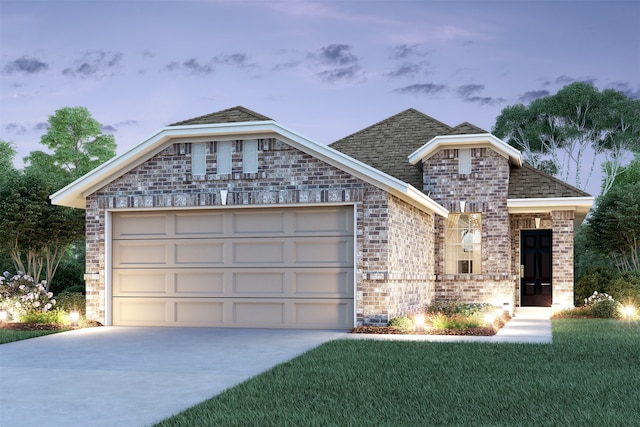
[113,241,168,266]
[175,241,225,264]
[113,270,169,295]
[233,301,285,325]
[293,207,354,235]
[175,301,224,324]
[233,241,285,264]
[113,298,169,325]
[113,213,168,238]
[232,210,285,234]
[174,212,225,236]
[233,272,285,294]
[293,238,353,265]
[175,271,225,294]
[294,300,353,327]
[293,269,353,297]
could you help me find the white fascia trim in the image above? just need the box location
[507,197,595,213]
[50,120,449,217]
[408,133,523,167]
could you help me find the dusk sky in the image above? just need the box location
[1,0,639,196]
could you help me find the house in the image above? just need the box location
[51,106,593,329]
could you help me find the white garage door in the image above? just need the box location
[111,206,354,329]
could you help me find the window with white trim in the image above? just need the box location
[217,141,232,175]
[445,213,482,274]
[191,143,206,176]
[243,139,258,173]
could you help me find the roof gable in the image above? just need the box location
[450,122,488,135]
[51,107,447,217]
[170,106,272,126]
[408,133,523,167]
[509,163,590,198]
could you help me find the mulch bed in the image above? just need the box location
[350,316,509,336]
[0,321,103,331]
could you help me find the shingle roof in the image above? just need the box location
[449,122,488,134]
[170,106,272,126]
[509,163,591,198]
[329,108,457,188]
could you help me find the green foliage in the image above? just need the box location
[0,139,17,181]
[19,309,69,324]
[0,329,65,344]
[493,82,640,194]
[574,266,618,306]
[24,106,117,186]
[553,306,593,318]
[386,316,414,329]
[431,313,482,330]
[606,271,640,307]
[0,272,56,319]
[589,299,623,319]
[54,292,85,316]
[587,180,640,271]
[426,301,491,317]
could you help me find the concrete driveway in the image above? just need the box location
[0,326,345,427]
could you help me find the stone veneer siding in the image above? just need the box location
[84,138,436,326]
[422,147,517,306]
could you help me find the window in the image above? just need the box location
[191,143,206,176]
[445,213,481,274]
[243,140,258,173]
[217,141,232,175]
[459,148,471,174]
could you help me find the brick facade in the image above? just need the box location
[422,147,517,307]
[84,138,437,325]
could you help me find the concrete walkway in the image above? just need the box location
[346,307,553,344]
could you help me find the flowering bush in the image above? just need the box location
[584,291,622,319]
[0,272,56,321]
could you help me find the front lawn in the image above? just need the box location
[156,319,640,426]
[0,328,67,344]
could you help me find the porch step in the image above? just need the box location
[514,307,553,319]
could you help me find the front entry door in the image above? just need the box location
[521,230,552,307]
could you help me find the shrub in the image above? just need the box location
[426,301,491,317]
[584,291,623,319]
[552,306,593,318]
[431,313,482,330]
[54,292,86,316]
[574,266,618,306]
[20,309,69,324]
[387,316,414,330]
[0,272,56,320]
[606,271,640,307]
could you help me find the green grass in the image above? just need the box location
[0,328,66,344]
[156,319,640,426]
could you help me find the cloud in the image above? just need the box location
[517,90,550,103]
[3,57,49,75]
[457,84,506,105]
[101,125,117,133]
[62,50,123,78]
[165,58,214,76]
[390,44,419,59]
[3,123,28,134]
[315,44,358,66]
[273,60,301,71]
[317,65,360,83]
[33,122,49,132]
[213,53,253,68]
[393,83,446,95]
[386,63,421,79]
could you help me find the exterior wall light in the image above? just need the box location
[70,311,80,327]
[414,314,425,332]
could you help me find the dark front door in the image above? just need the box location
[521,230,552,307]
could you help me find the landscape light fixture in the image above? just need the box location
[414,314,425,332]
[0,309,7,323]
[624,305,635,319]
[70,311,80,327]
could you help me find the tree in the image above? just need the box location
[493,82,640,195]
[586,156,640,272]
[24,106,116,185]
[0,139,17,181]
[0,171,85,290]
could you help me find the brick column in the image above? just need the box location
[551,210,575,308]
